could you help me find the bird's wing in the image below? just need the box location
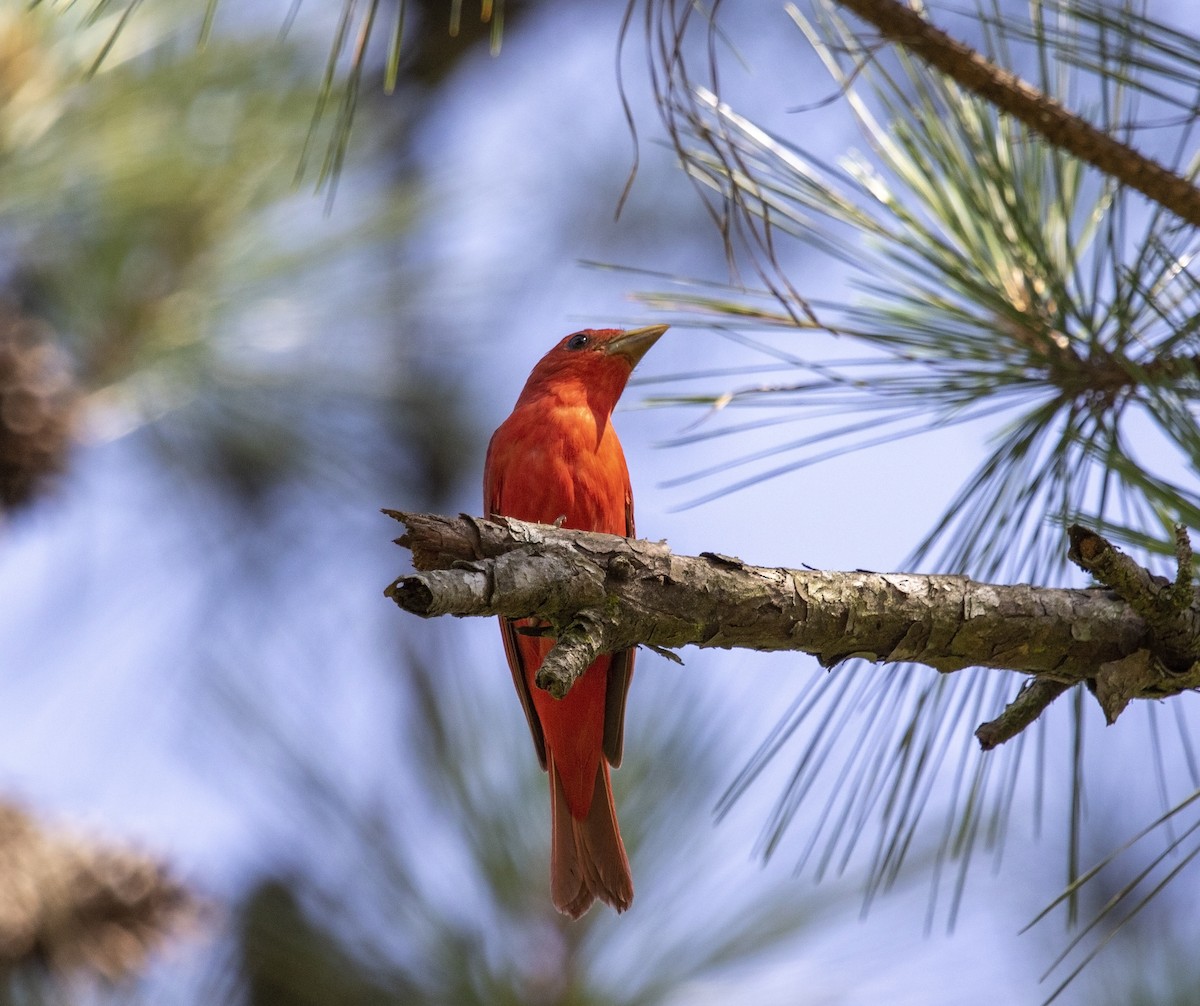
[602,490,636,768]
[499,617,548,770]
[484,447,548,769]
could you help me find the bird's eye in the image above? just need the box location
[565,332,590,350]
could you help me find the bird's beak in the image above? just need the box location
[604,324,668,365]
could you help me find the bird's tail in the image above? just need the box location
[549,755,633,918]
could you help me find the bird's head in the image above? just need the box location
[552,325,668,367]
[517,325,668,413]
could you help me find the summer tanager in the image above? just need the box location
[483,324,666,918]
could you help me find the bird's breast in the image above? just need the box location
[487,402,631,535]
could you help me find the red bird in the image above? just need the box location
[483,324,666,917]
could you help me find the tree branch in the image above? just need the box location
[826,0,1200,229]
[974,677,1072,750]
[1070,521,1200,710]
[383,512,1200,740]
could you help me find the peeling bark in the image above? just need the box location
[384,512,1200,742]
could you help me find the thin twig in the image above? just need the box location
[828,0,1200,228]
[975,677,1072,750]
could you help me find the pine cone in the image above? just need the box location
[0,801,197,981]
[0,306,76,512]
